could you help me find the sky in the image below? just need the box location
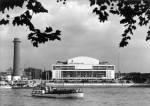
[0,0,150,73]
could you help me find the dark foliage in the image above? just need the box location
[0,0,26,13]
[0,0,61,47]
[12,10,34,30]
[0,18,9,25]
[58,0,150,47]
[28,28,61,47]
[1,0,150,47]
[26,0,48,13]
[90,0,150,47]
[57,0,67,4]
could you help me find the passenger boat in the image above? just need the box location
[31,85,84,98]
[12,85,32,89]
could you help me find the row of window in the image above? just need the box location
[93,66,114,70]
[53,65,115,70]
[61,71,106,78]
[53,66,75,70]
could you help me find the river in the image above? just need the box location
[0,88,150,106]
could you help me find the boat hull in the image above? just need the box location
[0,86,12,89]
[12,86,33,89]
[32,92,84,98]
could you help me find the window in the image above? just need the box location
[93,66,114,70]
[62,71,76,78]
[93,71,106,78]
[53,66,75,70]
[93,66,107,70]
[61,71,106,78]
[107,66,114,70]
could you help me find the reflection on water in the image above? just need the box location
[0,88,150,106]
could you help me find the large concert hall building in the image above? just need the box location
[52,56,115,82]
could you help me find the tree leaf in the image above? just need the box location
[0,18,9,25]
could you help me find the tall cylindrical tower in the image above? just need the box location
[13,38,21,80]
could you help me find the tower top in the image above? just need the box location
[13,38,21,42]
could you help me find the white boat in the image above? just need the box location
[0,81,12,89]
[31,85,84,98]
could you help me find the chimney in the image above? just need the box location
[13,38,21,80]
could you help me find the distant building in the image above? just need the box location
[24,67,42,80]
[41,70,52,80]
[0,71,11,81]
[52,56,115,82]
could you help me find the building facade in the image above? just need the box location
[24,67,42,80]
[41,70,52,80]
[52,56,115,82]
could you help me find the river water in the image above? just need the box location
[0,88,150,106]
